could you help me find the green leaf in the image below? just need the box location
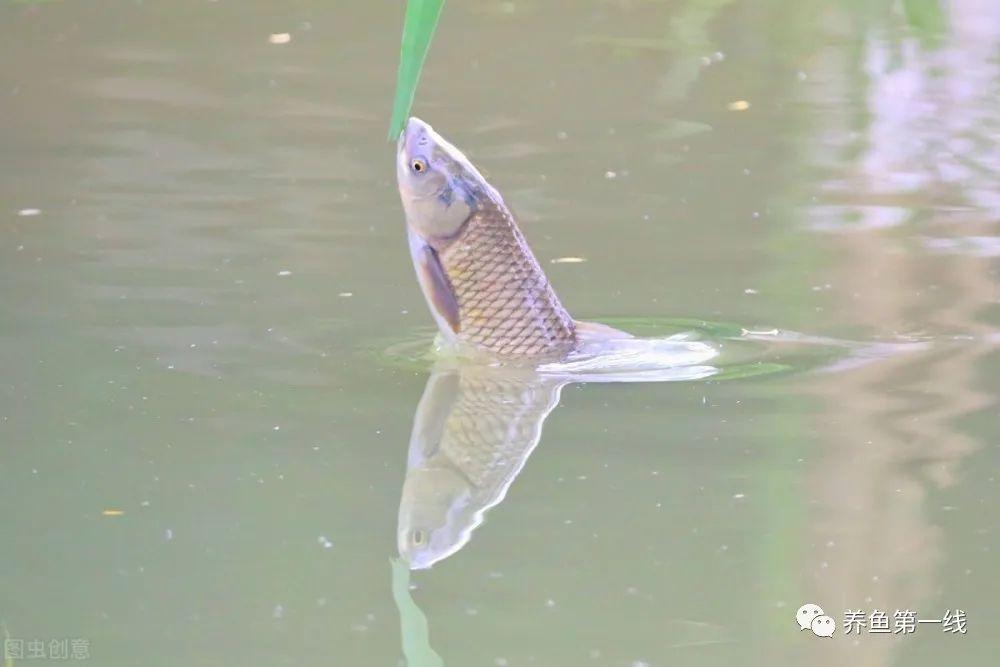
[388,0,446,141]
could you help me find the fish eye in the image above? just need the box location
[411,529,426,546]
[411,158,427,174]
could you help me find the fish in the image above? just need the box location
[396,116,629,360]
[397,364,565,569]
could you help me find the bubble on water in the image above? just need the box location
[269,33,291,45]
[277,270,292,277]
[272,604,285,619]
[17,208,41,217]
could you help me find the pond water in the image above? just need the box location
[1,1,997,666]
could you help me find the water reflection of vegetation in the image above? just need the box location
[391,559,445,667]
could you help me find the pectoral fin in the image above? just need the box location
[418,246,461,334]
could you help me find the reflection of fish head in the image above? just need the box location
[398,463,478,570]
[397,366,564,570]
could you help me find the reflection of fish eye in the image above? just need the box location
[411,529,426,546]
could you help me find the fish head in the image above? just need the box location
[397,465,477,570]
[396,117,495,240]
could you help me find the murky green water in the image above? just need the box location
[2,1,998,665]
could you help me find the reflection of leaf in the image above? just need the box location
[390,558,445,667]
[388,0,446,141]
[902,0,947,47]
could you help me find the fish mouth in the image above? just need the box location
[399,116,432,158]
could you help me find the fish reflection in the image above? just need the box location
[397,366,564,569]
[397,347,719,569]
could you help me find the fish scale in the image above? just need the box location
[436,372,563,491]
[436,202,577,358]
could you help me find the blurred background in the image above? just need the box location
[0,1,997,665]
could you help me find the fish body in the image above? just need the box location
[397,117,584,360]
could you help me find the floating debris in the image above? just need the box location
[727,100,750,111]
[101,509,124,517]
[277,270,292,277]
[17,208,41,217]
[268,33,292,45]
[338,291,353,297]
[604,170,618,179]
[550,257,586,264]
